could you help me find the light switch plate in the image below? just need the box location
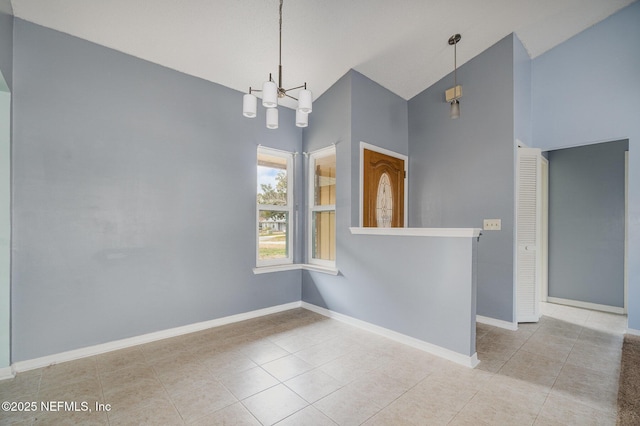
[483,219,501,231]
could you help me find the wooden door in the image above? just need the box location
[363,148,405,227]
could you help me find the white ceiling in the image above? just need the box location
[9,0,635,108]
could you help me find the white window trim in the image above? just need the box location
[257,146,294,267]
[358,141,408,228]
[307,145,336,268]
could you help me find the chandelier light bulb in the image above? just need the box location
[295,109,308,128]
[297,89,313,114]
[243,93,257,118]
[266,108,279,129]
[262,81,278,108]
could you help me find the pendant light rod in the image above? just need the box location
[448,33,461,87]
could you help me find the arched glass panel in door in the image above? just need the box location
[376,172,393,228]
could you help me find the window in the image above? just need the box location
[308,146,336,266]
[257,146,294,266]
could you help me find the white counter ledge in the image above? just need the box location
[349,227,482,238]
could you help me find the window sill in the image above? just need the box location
[253,264,339,276]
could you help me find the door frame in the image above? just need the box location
[359,142,408,228]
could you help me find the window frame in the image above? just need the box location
[256,146,294,268]
[307,145,337,267]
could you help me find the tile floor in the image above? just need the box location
[0,302,627,425]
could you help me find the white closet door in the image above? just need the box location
[516,147,542,322]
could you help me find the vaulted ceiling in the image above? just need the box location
[9,0,635,107]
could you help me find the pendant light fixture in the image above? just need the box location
[445,34,462,119]
[242,0,313,129]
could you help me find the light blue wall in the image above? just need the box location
[513,35,532,147]
[408,35,516,323]
[351,70,409,225]
[547,141,628,307]
[531,1,640,328]
[0,0,11,90]
[0,86,9,369]
[0,1,11,369]
[11,20,302,361]
[302,70,476,357]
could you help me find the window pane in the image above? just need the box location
[258,153,287,206]
[258,211,288,260]
[312,211,335,261]
[314,153,336,206]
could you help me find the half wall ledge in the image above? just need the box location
[349,227,482,238]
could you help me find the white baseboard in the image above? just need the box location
[0,366,15,381]
[476,315,518,331]
[12,301,302,373]
[301,302,479,368]
[547,297,625,315]
[626,327,640,336]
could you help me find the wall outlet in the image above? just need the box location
[483,219,501,231]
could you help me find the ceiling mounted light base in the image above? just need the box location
[448,34,461,45]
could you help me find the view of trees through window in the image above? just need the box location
[257,150,291,263]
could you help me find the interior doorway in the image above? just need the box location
[544,140,628,314]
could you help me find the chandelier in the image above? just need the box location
[242,0,313,129]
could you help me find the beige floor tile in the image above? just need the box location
[262,354,314,382]
[294,338,355,367]
[565,339,621,375]
[96,347,147,375]
[343,371,408,409]
[451,390,540,426]
[475,353,507,373]
[577,327,623,349]
[284,368,342,403]
[374,350,442,387]
[269,331,317,353]
[188,402,260,425]
[519,333,575,361]
[104,378,170,413]
[37,376,104,405]
[275,405,336,426]
[158,364,221,397]
[0,370,42,400]
[314,385,381,426]
[498,350,564,389]
[475,339,519,361]
[169,380,237,423]
[107,395,183,426]
[218,366,278,400]
[39,357,98,390]
[242,384,308,426]
[551,363,618,414]
[406,374,479,414]
[534,392,616,425]
[200,350,257,377]
[362,390,459,426]
[237,339,290,365]
[5,305,624,426]
[32,404,110,425]
[99,364,156,389]
[140,339,192,364]
[481,328,532,348]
